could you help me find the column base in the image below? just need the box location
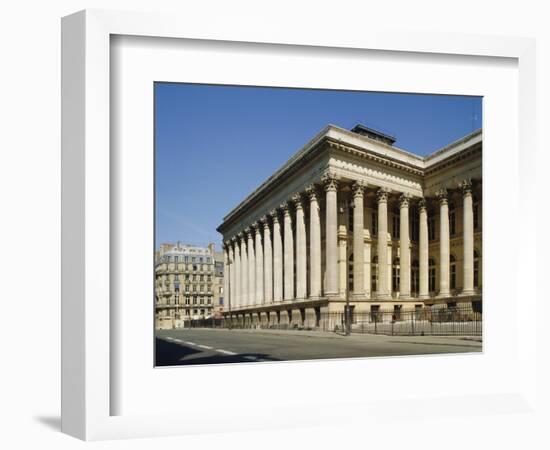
[459,290,476,296]
[351,292,366,301]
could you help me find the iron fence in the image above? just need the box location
[183,304,482,336]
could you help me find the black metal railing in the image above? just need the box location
[183,304,482,336]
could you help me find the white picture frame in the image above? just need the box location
[61,9,538,441]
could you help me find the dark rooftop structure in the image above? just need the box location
[351,123,396,146]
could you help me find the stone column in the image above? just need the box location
[352,181,366,298]
[233,237,241,309]
[223,243,230,311]
[262,216,273,303]
[246,227,256,306]
[272,210,283,302]
[283,202,294,300]
[461,180,475,295]
[228,242,235,310]
[437,189,450,297]
[254,222,264,304]
[294,193,307,300]
[376,188,390,299]
[363,236,372,298]
[399,193,411,298]
[306,184,321,299]
[323,173,339,297]
[239,232,248,306]
[418,199,429,299]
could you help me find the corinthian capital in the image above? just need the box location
[351,180,366,198]
[321,172,339,192]
[459,179,473,195]
[292,192,304,209]
[436,188,448,204]
[305,184,319,202]
[417,198,428,211]
[399,193,412,208]
[376,187,390,203]
[269,209,280,224]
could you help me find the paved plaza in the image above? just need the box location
[155,328,482,366]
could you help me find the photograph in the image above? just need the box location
[153,83,483,366]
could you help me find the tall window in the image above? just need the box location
[411,260,419,294]
[371,255,378,293]
[348,253,354,292]
[474,250,480,288]
[392,214,400,239]
[429,258,436,292]
[428,216,436,241]
[392,257,400,292]
[371,211,378,236]
[450,254,457,289]
[348,206,354,232]
[473,201,479,230]
[449,204,456,236]
[411,215,419,241]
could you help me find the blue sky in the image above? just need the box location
[155,83,482,248]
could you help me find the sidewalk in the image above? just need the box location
[184,327,483,347]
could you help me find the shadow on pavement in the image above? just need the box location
[155,338,280,367]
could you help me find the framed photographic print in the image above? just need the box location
[62,9,537,441]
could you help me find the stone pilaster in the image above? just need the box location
[437,189,450,297]
[306,184,322,299]
[323,173,339,297]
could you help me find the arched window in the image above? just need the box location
[392,257,400,292]
[411,260,419,294]
[429,258,436,292]
[474,249,480,288]
[371,255,378,293]
[450,254,457,289]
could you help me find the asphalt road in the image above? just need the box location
[155,328,482,366]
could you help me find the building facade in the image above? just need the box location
[155,242,224,329]
[217,124,482,327]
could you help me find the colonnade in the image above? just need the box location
[222,176,477,311]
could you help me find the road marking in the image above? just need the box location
[197,344,213,350]
[243,356,258,361]
[173,339,183,343]
[215,349,236,356]
[165,337,174,341]
[185,342,196,346]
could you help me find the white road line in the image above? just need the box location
[173,339,183,343]
[197,344,213,350]
[165,337,174,341]
[215,349,236,356]
[243,356,258,361]
[185,342,196,346]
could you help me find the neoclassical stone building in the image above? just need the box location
[155,242,224,329]
[217,124,482,327]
